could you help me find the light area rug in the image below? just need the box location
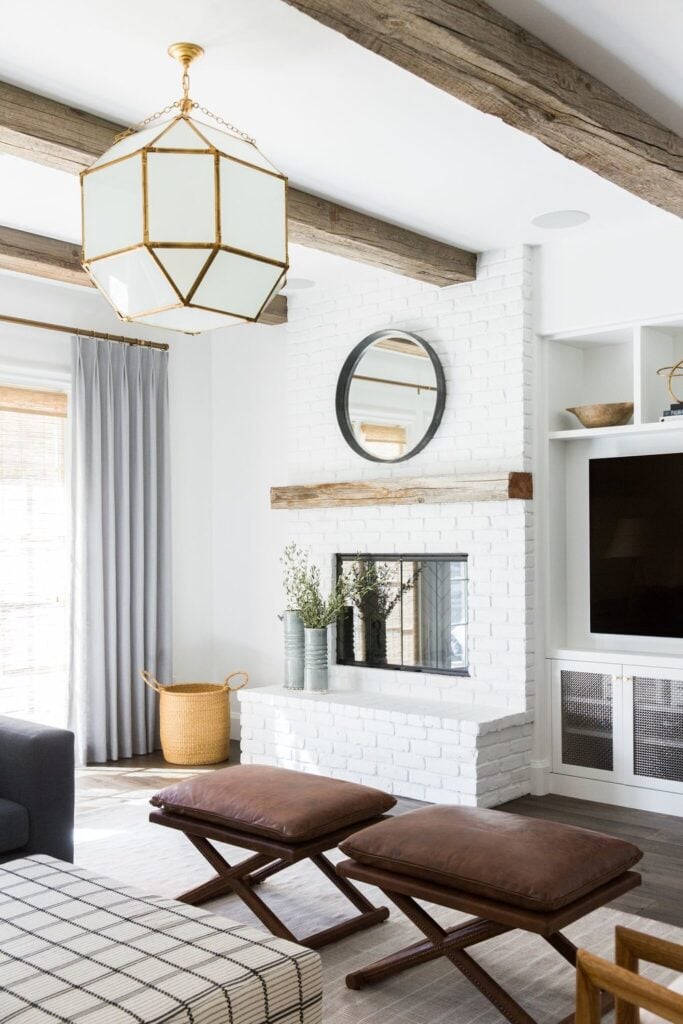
[76,765,683,1024]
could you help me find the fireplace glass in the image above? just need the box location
[336,554,468,674]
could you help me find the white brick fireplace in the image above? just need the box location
[239,246,536,806]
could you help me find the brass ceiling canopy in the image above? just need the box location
[167,42,205,66]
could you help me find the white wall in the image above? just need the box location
[210,324,287,689]
[536,217,683,336]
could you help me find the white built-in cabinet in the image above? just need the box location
[551,659,683,798]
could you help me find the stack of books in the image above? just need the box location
[660,402,683,422]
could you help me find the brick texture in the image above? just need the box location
[241,246,536,805]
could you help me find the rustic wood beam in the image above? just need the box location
[0,79,476,285]
[0,226,85,287]
[282,0,683,219]
[288,188,474,285]
[0,81,121,175]
[0,225,288,325]
[271,472,533,509]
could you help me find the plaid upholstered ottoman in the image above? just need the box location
[0,856,322,1024]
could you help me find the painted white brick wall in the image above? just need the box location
[240,246,536,805]
[282,245,534,710]
[239,687,534,807]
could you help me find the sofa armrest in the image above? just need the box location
[0,716,74,862]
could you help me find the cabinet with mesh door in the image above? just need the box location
[623,667,683,792]
[551,661,622,780]
[552,659,683,797]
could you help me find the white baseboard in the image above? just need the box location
[549,772,683,817]
[530,759,551,796]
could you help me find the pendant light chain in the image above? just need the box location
[114,53,255,146]
[195,106,255,145]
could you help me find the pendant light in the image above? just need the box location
[80,43,288,334]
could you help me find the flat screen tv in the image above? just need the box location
[590,453,683,638]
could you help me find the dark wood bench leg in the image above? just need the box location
[291,852,389,949]
[346,914,511,988]
[346,888,616,1024]
[176,833,389,950]
[348,891,536,1024]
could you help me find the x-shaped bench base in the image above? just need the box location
[337,860,641,1024]
[149,809,389,950]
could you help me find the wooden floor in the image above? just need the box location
[93,748,683,929]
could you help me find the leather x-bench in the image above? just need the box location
[150,764,395,949]
[337,805,643,1024]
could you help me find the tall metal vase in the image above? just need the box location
[283,610,304,689]
[304,627,328,692]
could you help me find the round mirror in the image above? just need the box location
[335,329,446,463]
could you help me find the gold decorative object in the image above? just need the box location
[566,402,634,428]
[657,359,683,404]
[80,43,288,334]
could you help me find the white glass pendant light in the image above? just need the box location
[81,43,288,334]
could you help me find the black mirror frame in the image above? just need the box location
[335,329,447,464]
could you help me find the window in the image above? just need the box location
[0,385,69,726]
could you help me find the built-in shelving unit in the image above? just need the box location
[544,318,683,439]
[540,313,683,815]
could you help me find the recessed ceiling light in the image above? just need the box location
[531,210,590,229]
[282,277,316,291]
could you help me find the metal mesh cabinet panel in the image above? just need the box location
[561,670,614,771]
[633,676,683,783]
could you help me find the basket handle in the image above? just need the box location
[141,669,164,693]
[223,670,248,692]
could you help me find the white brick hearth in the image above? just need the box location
[240,245,536,806]
[239,687,533,806]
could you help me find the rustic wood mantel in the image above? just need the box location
[270,472,532,509]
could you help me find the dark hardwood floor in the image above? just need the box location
[93,746,683,929]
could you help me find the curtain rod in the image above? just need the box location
[0,313,169,352]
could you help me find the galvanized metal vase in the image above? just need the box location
[304,627,328,692]
[283,610,305,689]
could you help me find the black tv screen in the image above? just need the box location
[590,453,683,638]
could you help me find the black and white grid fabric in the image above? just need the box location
[0,856,322,1024]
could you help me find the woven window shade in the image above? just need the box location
[360,422,406,445]
[0,387,68,725]
[0,385,67,418]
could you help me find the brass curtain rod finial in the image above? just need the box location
[167,42,205,68]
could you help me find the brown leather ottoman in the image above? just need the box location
[149,764,395,949]
[337,805,643,1024]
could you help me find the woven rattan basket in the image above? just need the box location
[142,670,248,765]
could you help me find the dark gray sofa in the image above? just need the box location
[0,716,75,864]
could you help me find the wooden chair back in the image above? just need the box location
[576,926,683,1024]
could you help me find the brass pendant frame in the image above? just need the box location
[80,113,289,334]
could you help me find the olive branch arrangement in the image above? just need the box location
[281,543,349,629]
[282,544,419,630]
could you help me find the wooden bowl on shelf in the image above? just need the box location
[566,402,634,428]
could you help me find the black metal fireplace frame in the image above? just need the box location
[335,552,469,677]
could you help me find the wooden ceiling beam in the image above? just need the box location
[0,225,85,287]
[282,0,683,219]
[0,225,288,325]
[0,79,476,285]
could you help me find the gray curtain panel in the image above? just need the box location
[69,337,172,764]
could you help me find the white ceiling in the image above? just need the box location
[486,0,683,136]
[0,0,680,289]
